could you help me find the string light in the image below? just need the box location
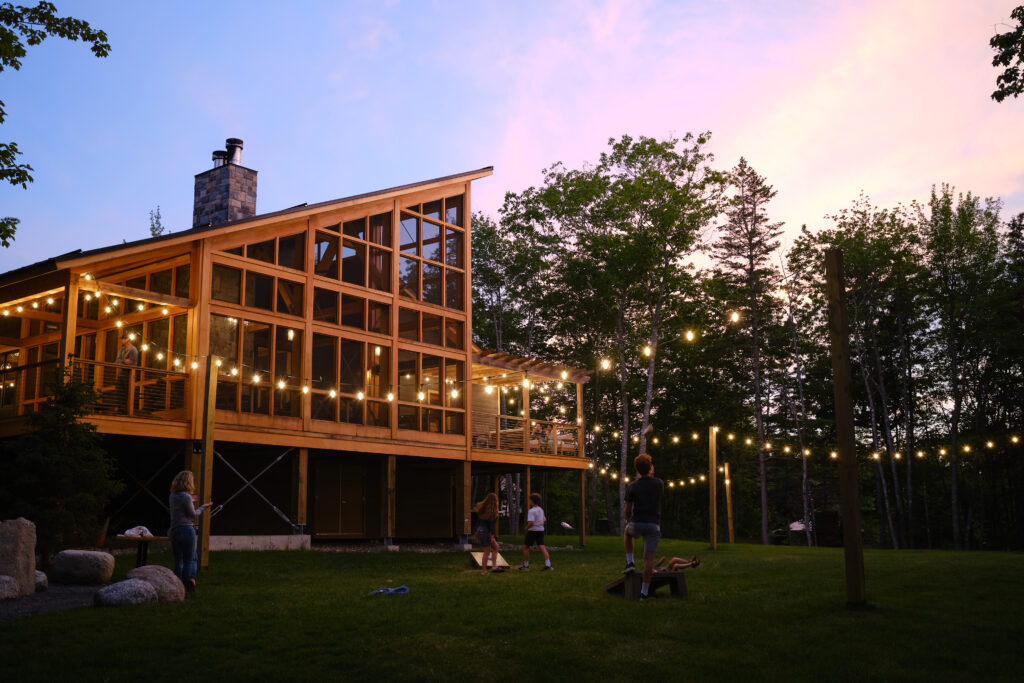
[684,330,695,342]
[642,345,652,357]
[600,358,611,370]
[672,435,680,444]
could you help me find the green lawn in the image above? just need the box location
[1,537,1021,682]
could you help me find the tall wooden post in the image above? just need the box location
[293,448,308,532]
[708,426,718,550]
[59,275,79,380]
[578,469,587,548]
[724,462,735,543]
[454,460,472,544]
[198,355,217,570]
[825,249,867,606]
[524,466,531,509]
[383,454,397,545]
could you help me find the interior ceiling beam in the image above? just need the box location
[78,280,194,309]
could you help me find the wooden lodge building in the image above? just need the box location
[0,139,590,553]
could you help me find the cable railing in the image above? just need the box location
[0,359,189,421]
[471,412,581,457]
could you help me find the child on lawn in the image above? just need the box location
[519,492,552,571]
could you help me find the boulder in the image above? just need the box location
[126,565,184,602]
[0,518,36,597]
[0,575,20,600]
[34,570,48,592]
[94,579,158,607]
[49,550,115,585]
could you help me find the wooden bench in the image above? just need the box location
[604,571,687,599]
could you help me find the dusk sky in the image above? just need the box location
[1,0,1021,272]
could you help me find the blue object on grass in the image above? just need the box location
[369,585,409,596]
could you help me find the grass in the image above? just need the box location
[1,537,1022,682]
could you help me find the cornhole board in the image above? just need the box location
[470,551,510,571]
[605,571,687,599]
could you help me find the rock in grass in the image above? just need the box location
[34,570,47,592]
[94,579,157,607]
[0,517,36,597]
[126,565,184,602]
[0,575,20,600]
[49,550,115,585]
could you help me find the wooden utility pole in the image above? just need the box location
[709,426,718,549]
[825,249,867,606]
[724,462,735,543]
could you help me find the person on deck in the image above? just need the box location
[518,492,553,571]
[114,333,138,412]
[474,492,501,574]
[168,470,212,593]
[622,453,664,600]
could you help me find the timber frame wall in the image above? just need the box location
[0,165,591,544]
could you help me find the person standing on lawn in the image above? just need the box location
[519,492,552,571]
[474,492,501,574]
[169,470,212,593]
[622,453,663,600]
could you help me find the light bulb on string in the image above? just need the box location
[278,379,286,389]
[684,330,695,342]
[329,389,337,398]
[387,392,394,402]
[600,358,611,370]
[672,436,680,444]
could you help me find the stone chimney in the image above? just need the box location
[193,138,257,228]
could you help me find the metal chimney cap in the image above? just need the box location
[225,137,244,147]
[225,138,244,164]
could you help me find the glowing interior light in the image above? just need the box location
[31,302,38,309]
[85,294,92,301]
[386,392,394,402]
[725,479,731,485]
[47,298,54,304]
[418,391,425,401]
[302,386,309,394]
[253,374,261,383]
[451,389,458,399]
[156,352,164,360]
[278,380,286,389]
[141,344,149,351]
[287,329,295,341]
[231,367,238,376]
[84,274,91,280]
[600,468,606,475]
[105,306,111,313]
[137,303,145,311]
[215,359,222,367]
[719,466,725,472]
[162,308,169,315]
[484,385,493,394]
[191,361,198,370]
[111,299,119,306]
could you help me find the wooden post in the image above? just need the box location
[383,454,397,544]
[454,460,471,543]
[724,462,735,543]
[59,275,79,380]
[524,466,531,508]
[709,426,717,550]
[198,355,217,569]
[294,448,308,530]
[578,469,587,548]
[825,248,867,606]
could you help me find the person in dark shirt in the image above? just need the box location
[622,453,663,600]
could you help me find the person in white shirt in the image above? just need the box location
[519,492,552,571]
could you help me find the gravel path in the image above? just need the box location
[0,585,99,621]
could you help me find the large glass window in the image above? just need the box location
[445,195,463,227]
[422,220,442,262]
[313,288,338,323]
[342,240,366,287]
[397,350,417,402]
[422,263,442,306]
[368,247,390,292]
[247,239,275,264]
[340,340,363,395]
[145,318,170,369]
[311,333,337,422]
[422,199,442,222]
[315,232,339,279]
[341,294,364,329]
[277,279,304,316]
[422,354,441,406]
[398,308,419,341]
[400,213,418,254]
[275,326,301,417]
[422,313,442,346]
[399,257,419,300]
[175,264,191,298]
[343,217,365,241]
[212,264,241,304]
[369,212,391,247]
[246,272,274,310]
[368,301,390,334]
[368,344,389,398]
[150,269,172,295]
[445,319,464,349]
[446,270,464,310]
[278,232,305,270]
[446,229,463,268]
[210,315,239,371]
[242,321,271,414]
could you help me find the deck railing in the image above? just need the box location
[0,359,189,421]
[471,412,581,457]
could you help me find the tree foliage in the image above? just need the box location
[990,5,1024,102]
[0,1,110,246]
[0,378,121,561]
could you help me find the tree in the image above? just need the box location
[149,205,164,237]
[0,378,121,563]
[0,2,110,246]
[991,5,1024,102]
[712,157,784,544]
